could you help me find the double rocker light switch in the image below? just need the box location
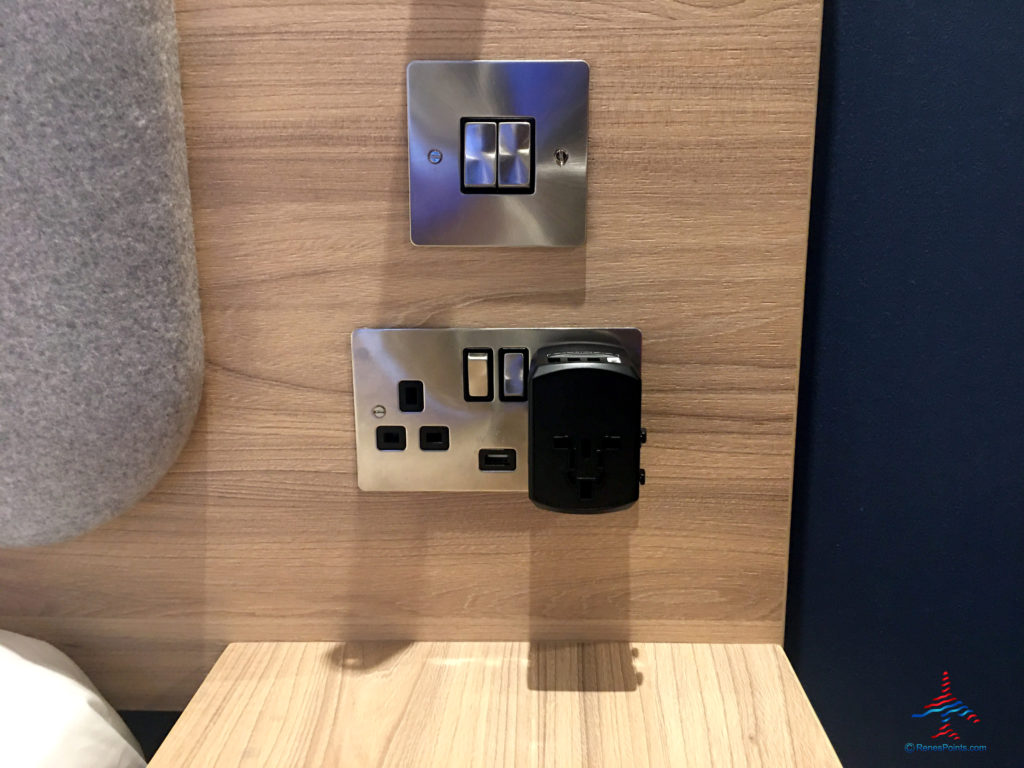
[463,121,533,191]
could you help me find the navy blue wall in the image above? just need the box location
[786,2,1024,766]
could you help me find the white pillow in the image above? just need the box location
[0,630,145,768]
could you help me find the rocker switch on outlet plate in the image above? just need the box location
[500,349,528,401]
[463,349,493,401]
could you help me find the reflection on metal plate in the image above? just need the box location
[352,328,641,492]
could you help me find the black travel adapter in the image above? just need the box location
[528,342,645,513]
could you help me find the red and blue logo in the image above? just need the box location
[912,670,980,740]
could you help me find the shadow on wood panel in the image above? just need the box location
[528,642,640,692]
[329,640,413,671]
[528,505,638,690]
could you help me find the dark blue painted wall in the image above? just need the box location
[786,2,1024,766]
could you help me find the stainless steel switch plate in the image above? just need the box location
[407,60,589,246]
[352,328,640,492]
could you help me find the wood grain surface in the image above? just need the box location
[0,0,823,709]
[149,642,841,768]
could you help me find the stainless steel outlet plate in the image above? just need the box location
[407,60,589,246]
[352,328,640,491]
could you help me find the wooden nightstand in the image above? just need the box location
[149,641,840,767]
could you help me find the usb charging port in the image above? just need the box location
[478,448,516,471]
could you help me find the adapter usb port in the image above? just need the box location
[478,448,516,471]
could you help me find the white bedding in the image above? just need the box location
[0,630,145,768]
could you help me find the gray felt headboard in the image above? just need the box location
[0,0,203,547]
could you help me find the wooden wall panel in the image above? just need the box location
[0,0,822,709]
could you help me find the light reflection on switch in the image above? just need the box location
[501,349,527,401]
[463,348,493,401]
[498,121,531,189]
[463,122,497,188]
